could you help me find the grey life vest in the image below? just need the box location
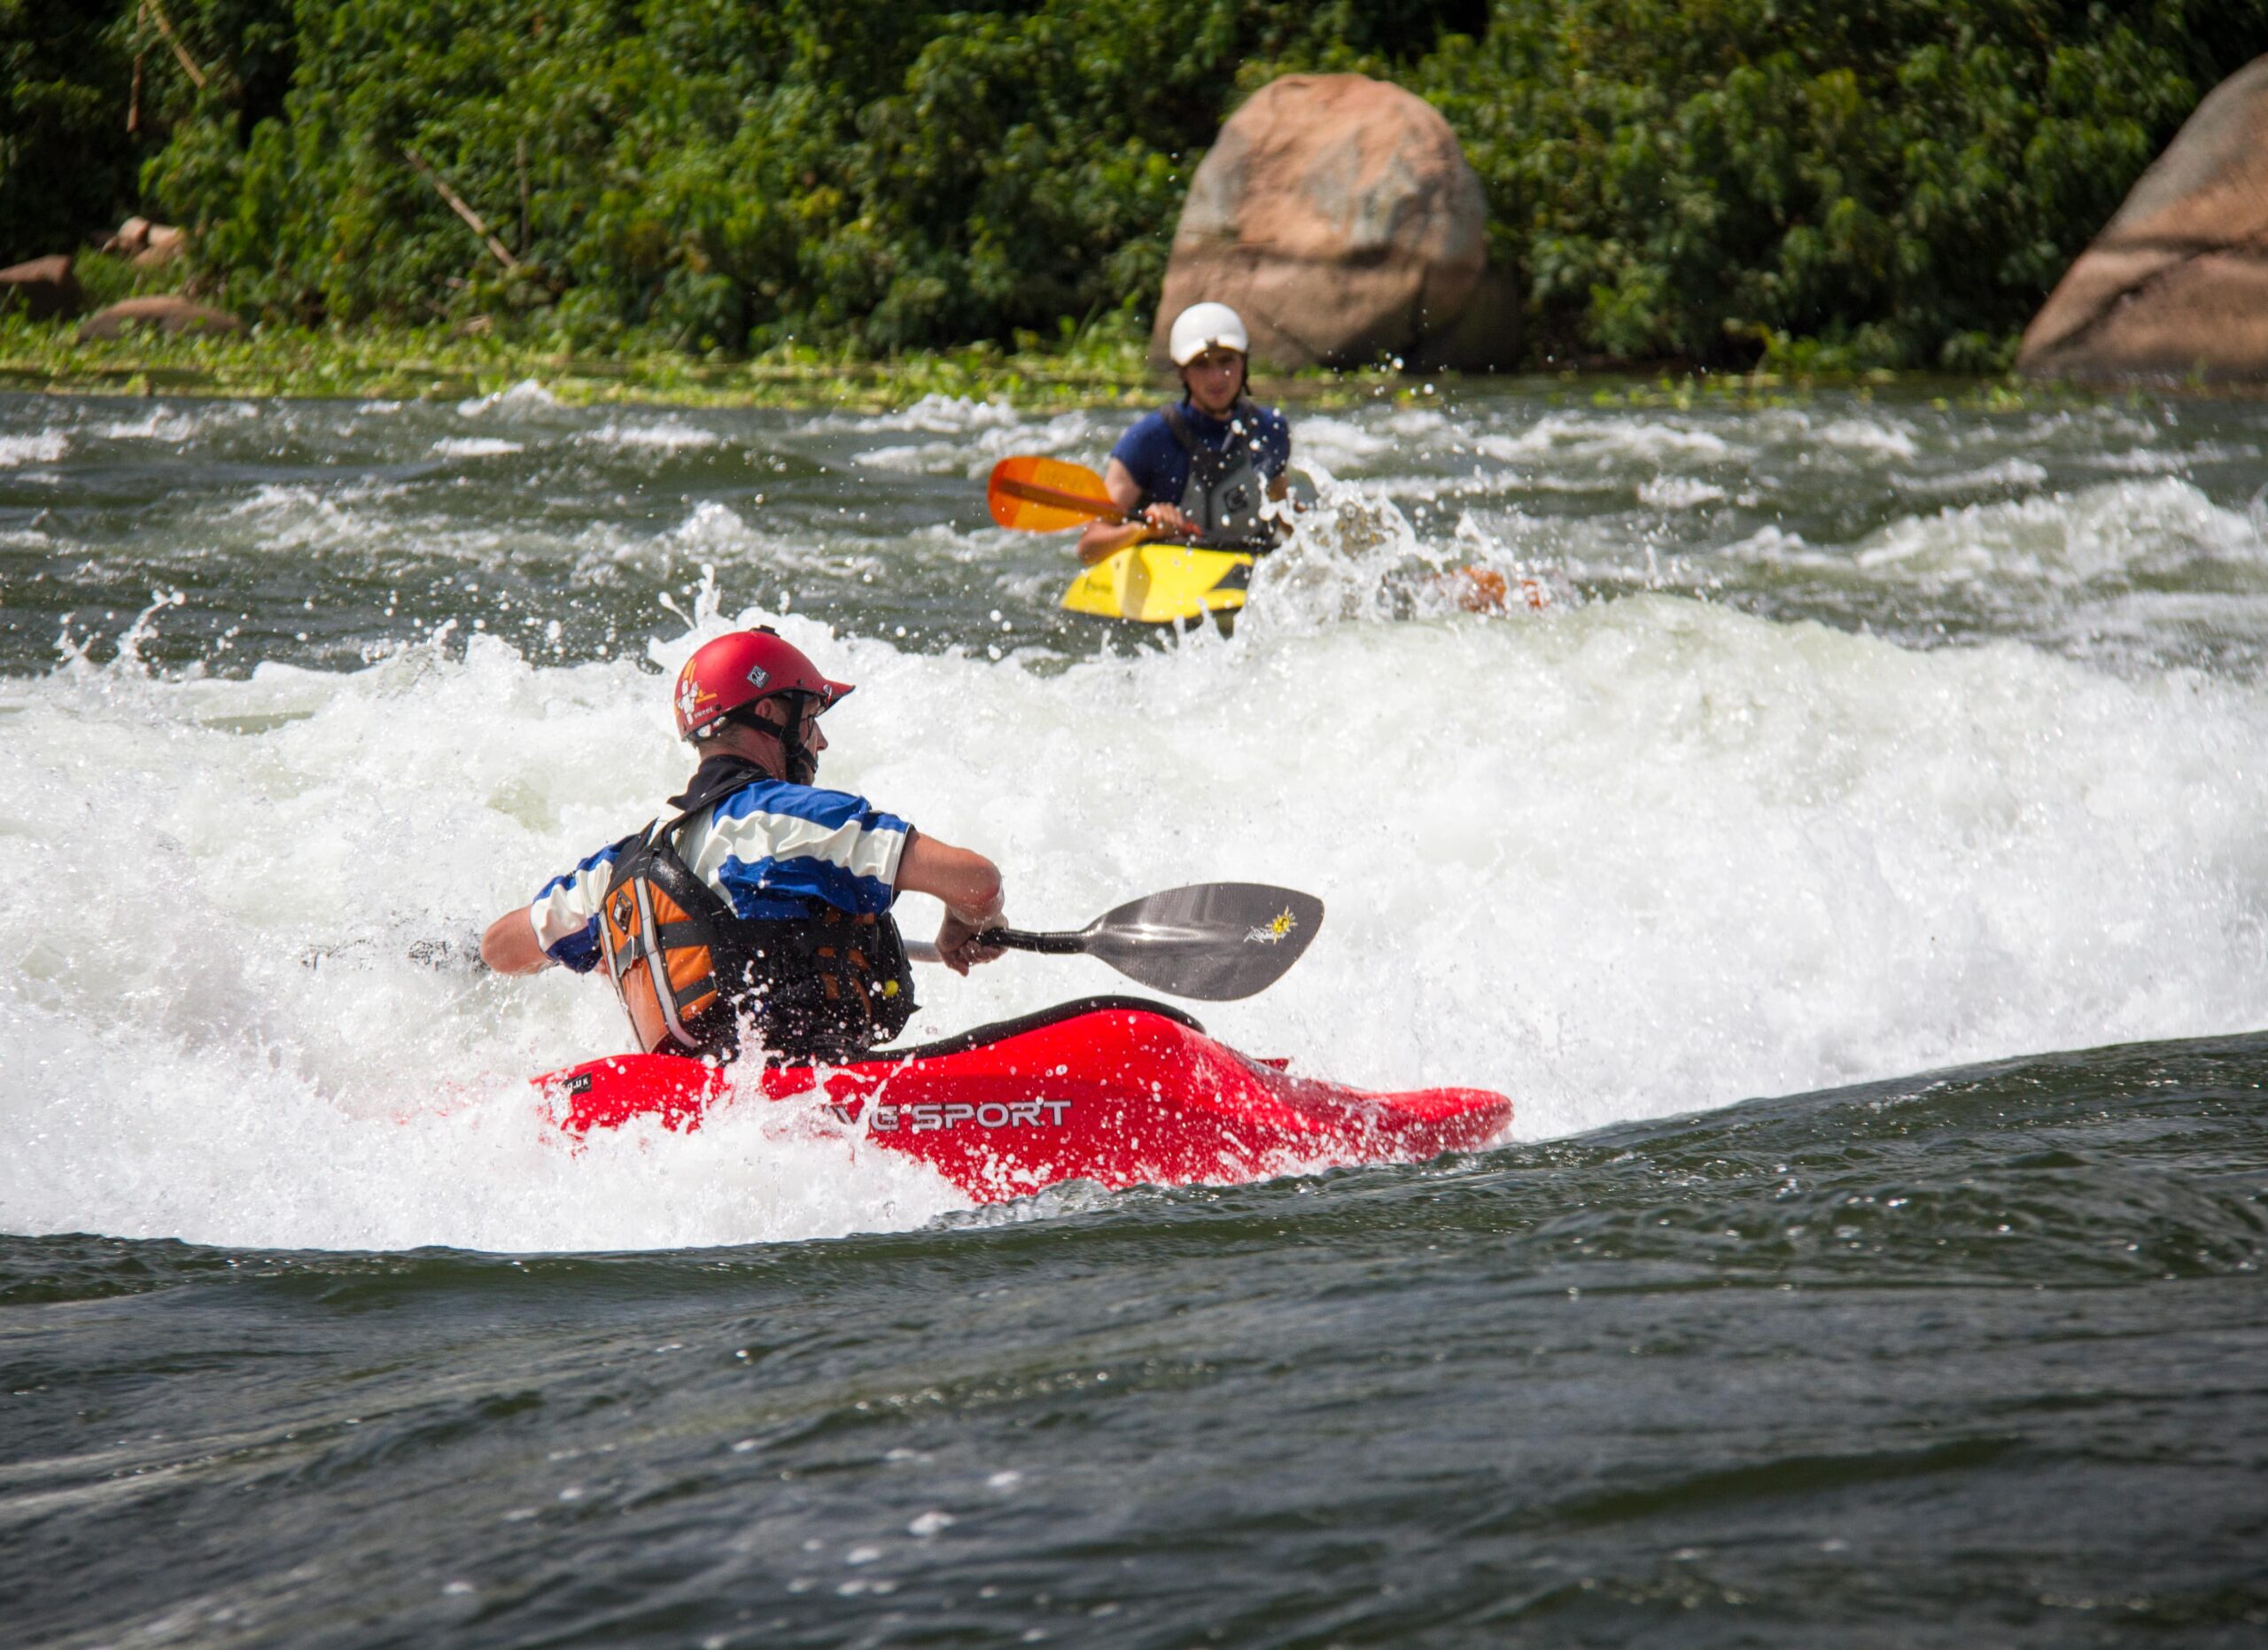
[1163,401,1277,549]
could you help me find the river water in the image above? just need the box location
[3,381,2264,1644]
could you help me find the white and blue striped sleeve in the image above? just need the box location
[527,841,625,973]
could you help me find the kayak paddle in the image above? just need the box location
[905,882,1324,1000]
[987,455,1127,532]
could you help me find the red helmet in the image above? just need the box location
[672,628,853,742]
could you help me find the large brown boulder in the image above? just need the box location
[2018,56,2268,383]
[1153,74,1513,372]
[77,295,245,341]
[0,254,83,320]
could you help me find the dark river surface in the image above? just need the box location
[3,380,2264,1645]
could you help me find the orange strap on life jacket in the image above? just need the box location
[598,834,726,1056]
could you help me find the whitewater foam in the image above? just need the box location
[5,580,2265,1251]
[844,395,1024,436]
[7,384,2268,1251]
[0,432,66,467]
[850,409,1103,476]
[456,379,563,419]
[579,418,725,455]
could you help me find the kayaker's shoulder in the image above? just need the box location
[1111,406,1177,457]
[710,774,898,830]
[1247,401,1291,449]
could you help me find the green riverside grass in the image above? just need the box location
[0,315,1170,410]
[0,311,2092,414]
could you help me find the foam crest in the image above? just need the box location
[843,394,1023,435]
[431,435,525,458]
[1815,416,1920,458]
[1476,413,1733,463]
[456,379,563,418]
[564,502,874,589]
[579,417,724,454]
[1297,415,1397,471]
[1239,464,1557,629]
[0,432,66,466]
[221,481,397,554]
[1891,458,2049,497]
[1637,476,1728,510]
[851,409,1100,475]
[92,402,257,442]
[1735,478,2264,590]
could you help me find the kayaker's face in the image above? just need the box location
[788,703,826,760]
[774,702,826,783]
[1181,348,1245,416]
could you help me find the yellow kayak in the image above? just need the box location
[1060,542,1256,625]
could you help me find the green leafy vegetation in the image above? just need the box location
[0,303,1526,408]
[1420,0,2264,370]
[3,1,2260,373]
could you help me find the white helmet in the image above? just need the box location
[1168,301,1250,366]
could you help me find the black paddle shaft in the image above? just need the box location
[984,929,1087,954]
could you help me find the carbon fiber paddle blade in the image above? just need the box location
[1081,883,1324,1000]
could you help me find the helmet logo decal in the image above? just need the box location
[745,665,770,689]
[1247,907,1298,945]
[675,673,708,726]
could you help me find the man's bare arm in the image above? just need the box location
[481,909,551,974]
[896,829,1007,975]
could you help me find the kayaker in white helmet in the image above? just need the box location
[480,627,1007,1064]
[1076,301,1295,566]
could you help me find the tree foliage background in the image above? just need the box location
[3,0,2261,369]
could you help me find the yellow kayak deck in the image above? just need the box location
[1060,543,1257,625]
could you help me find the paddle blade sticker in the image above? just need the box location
[988,455,1120,532]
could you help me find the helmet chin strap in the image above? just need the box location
[737,694,818,785]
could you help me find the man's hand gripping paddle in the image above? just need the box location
[905,883,1324,1001]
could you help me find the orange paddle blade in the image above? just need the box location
[988,455,1124,532]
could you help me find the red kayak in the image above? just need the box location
[537,996,1512,1204]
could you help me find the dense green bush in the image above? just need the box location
[128,0,1449,351]
[4,0,2261,369]
[1423,0,2263,370]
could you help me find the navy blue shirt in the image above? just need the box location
[1110,399,1292,511]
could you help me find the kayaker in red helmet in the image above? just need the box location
[480,627,1006,1064]
[1075,301,1294,566]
